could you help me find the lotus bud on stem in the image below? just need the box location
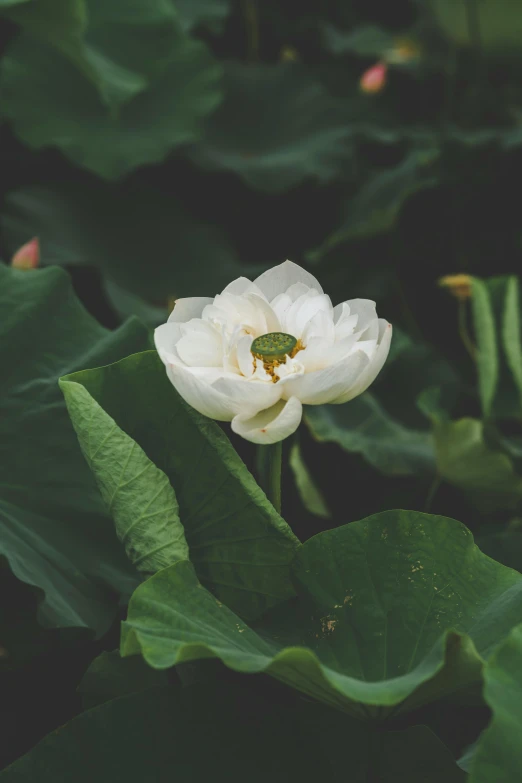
[360,62,388,94]
[439,274,476,360]
[10,237,40,270]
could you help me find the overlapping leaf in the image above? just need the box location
[175,0,231,33]
[0,265,149,635]
[123,510,522,716]
[189,63,354,192]
[61,378,189,575]
[62,351,299,621]
[2,0,184,110]
[424,408,522,511]
[0,181,246,305]
[0,23,222,178]
[0,651,465,782]
[469,623,522,781]
[305,393,435,477]
[309,147,440,261]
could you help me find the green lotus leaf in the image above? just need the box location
[0,668,465,782]
[175,0,231,33]
[309,147,440,261]
[61,351,299,621]
[2,0,188,110]
[305,393,435,477]
[0,28,222,178]
[469,623,522,781]
[0,264,149,637]
[0,181,249,305]
[123,510,522,717]
[189,62,353,192]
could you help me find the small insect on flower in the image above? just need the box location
[155,261,391,444]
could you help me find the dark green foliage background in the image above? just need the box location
[2,0,522,779]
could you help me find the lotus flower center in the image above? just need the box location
[251,332,297,359]
[251,332,303,382]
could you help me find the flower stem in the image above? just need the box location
[458,299,477,361]
[256,442,282,513]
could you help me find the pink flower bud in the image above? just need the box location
[10,237,40,270]
[359,62,387,94]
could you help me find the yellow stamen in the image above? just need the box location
[254,340,304,383]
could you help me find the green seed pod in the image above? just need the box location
[251,332,297,361]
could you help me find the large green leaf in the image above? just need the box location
[432,0,522,52]
[471,277,499,418]
[0,684,326,782]
[78,650,168,710]
[123,510,522,717]
[0,28,222,178]
[188,63,353,192]
[306,702,466,783]
[62,351,299,621]
[0,264,149,635]
[3,0,183,110]
[305,393,435,477]
[0,181,247,304]
[0,661,465,782]
[432,417,522,511]
[469,623,522,782]
[478,532,522,573]
[61,379,189,575]
[309,147,440,261]
[480,275,522,420]
[322,23,396,57]
[502,276,522,409]
[175,0,231,32]
[0,0,30,6]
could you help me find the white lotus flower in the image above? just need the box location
[155,261,392,444]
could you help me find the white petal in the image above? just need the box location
[231,397,303,444]
[343,299,377,333]
[222,277,265,298]
[212,376,282,416]
[300,333,360,372]
[168,297,213,324]
[270,293,292,324]
[333,301,349,323]
[284,282,317,301]
[244,293,281,333]
[154,322,183,356]
[274,354,305,381]
[298,336,334,372]
[236,334,255,378]
[334,303,359,338]
[333,321,392,404]
[204,292,280,336]
[283,292,333,339]
[165,363,236,421]
[358,319,379,341]
[282,350,370,405]
[254,260,323,301]
[176,321,223,367]
[355,339,378,359]
[302,309,335,344]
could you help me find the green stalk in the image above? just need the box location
[256,441,282,513]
